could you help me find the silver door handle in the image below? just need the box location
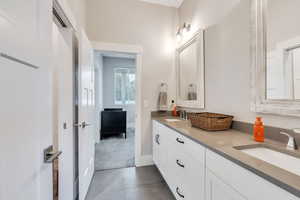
[82,122,92,128]
[44,146,62,163]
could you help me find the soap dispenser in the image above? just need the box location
[253,117,264,142]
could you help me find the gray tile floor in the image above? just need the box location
[85,166,175,200]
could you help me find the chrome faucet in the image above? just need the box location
[279,131,297,150]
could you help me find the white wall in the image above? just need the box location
[86,0,177,155]
[102,57,136,127]
[179,0,300,129]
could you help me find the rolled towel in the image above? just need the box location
[188,92,197,100]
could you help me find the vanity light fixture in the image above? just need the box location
[182,23,191,34]
[176,29,182,41]
[176,23,191,41]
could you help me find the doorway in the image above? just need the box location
[94,51,137,171]
[52,2,97,200]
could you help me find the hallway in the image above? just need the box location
[85,166,175,200]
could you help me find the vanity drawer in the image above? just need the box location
[168,128,205,163]
[169,149,205,200]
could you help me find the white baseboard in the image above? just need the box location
[135,155,154,167]
[127,122,135,129]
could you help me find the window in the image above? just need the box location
[114,67,136,105]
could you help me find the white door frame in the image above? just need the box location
[92,41,144,167]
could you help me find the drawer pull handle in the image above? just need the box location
[176,187,185,198]
[176,138,184,144]
[176,159,185,168]
[155,134,160,145]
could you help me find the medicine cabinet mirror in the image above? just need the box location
[176,30,205,109]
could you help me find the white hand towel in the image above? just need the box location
[158,91,168,111]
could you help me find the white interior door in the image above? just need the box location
[52,22,75,200]
[78,30,96,200]
[0,1,53,200]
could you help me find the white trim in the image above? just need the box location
[92,41,144,167]
[92,41,143,54]
[176,29,205,109]
[139,0,184,8]
[54,0,78,32]
[135,155,154,167]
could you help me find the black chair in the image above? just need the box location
[104,108,123,111]
[100,108,127,140]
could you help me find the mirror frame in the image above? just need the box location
[251,0,300,117]
[176,30,205,109]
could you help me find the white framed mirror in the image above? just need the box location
[251,0,300,117]
[176,30,205,109]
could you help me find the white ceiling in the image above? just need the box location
[140,0,184,8]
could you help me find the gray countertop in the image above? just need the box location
[152,116,300,198]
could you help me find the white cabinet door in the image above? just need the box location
[206,170,247,200]
[183,155,205,200]
[153,122,170,177]
[152,121,160,166]
[157,124,168,176]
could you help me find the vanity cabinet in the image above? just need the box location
[153,120,300,200]
[206,170,246,200]
[152,121,205,200]
[206,149,300,200]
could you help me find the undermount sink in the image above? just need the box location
[234,144,300,176]
[165,119,181,122]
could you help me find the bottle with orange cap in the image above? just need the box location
[253,117,264,142]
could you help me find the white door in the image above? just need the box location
[78,30,96,200]
[0,0,40,67]
[52,22,75,200]
[206,170,247,200]
[0,1,53,200]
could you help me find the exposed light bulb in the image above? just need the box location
[176,29,182,41]
[182,23,191,35]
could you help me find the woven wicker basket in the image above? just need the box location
[188,112,233,131]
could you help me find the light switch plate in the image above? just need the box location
[144,100,149,108]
